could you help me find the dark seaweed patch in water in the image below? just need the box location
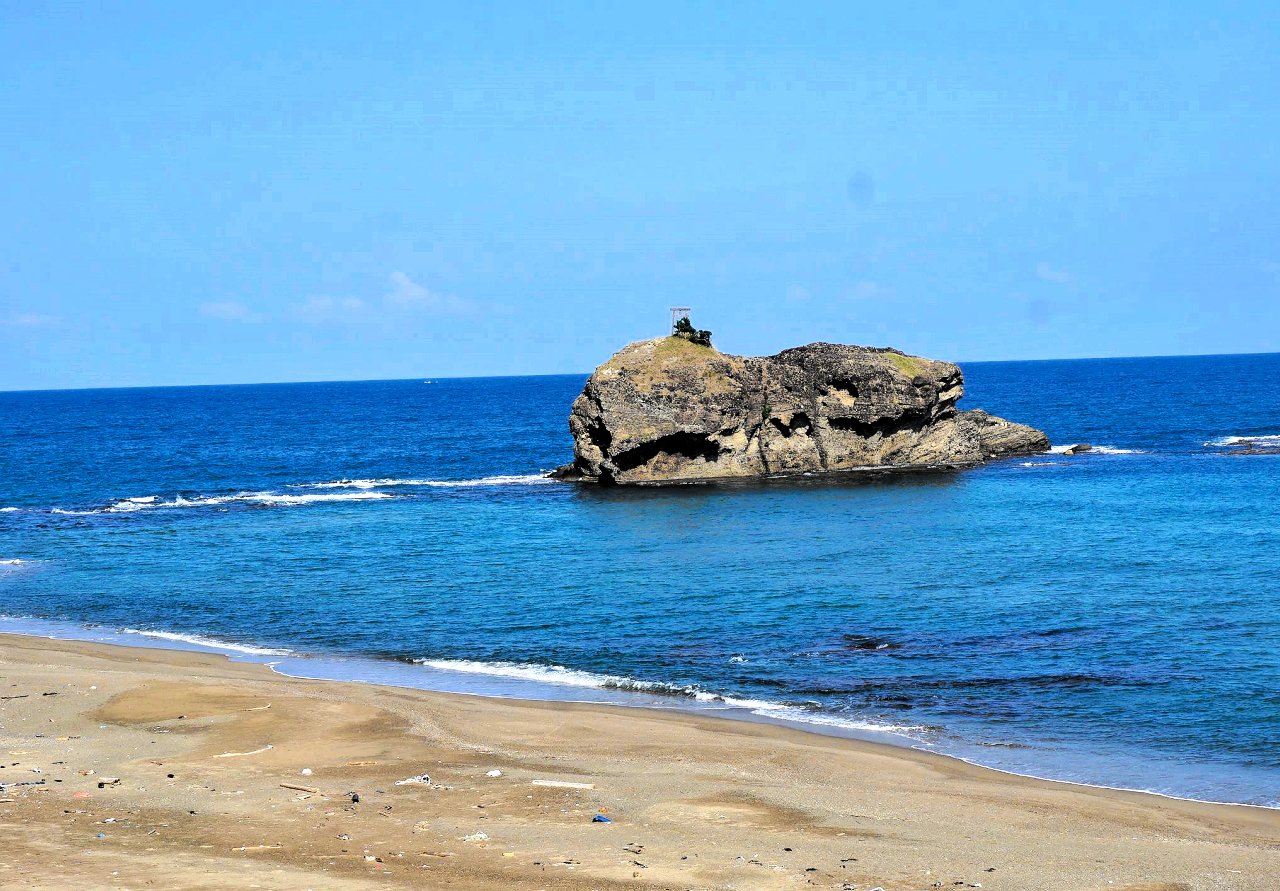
[792,673,1161,698]
[1029,625,1093,638]
[841,633,901,652]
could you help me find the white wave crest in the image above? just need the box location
[0,507,20,513]
[412,658,923,734]
[1048,444,1144,455]
[233,491,392,505]
[122,628,292,656]
[298,474,553,490]
[416,658,776,707]
[51,490,393,515]
[1205,434,1280,448]
[0,559,25,565]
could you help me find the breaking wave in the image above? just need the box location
[296,474,553,489]
[38,474,555,517]
[121,628,292,656]
[1048,445,1145,455]
[49,490,393,515]
[413,658,926,735]
[1205,434,1280,448]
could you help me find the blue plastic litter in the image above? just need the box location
[591,814,611,823]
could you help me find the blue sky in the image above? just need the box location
[2,2,1279,389]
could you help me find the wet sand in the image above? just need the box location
[0,632,1275,890]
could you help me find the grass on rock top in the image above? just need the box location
[887,352,929,378]
[653,335,718,360]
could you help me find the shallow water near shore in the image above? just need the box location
[2,353,1279,805]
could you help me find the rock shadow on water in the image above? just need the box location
[565,464,966,504]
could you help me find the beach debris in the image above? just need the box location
[531,779,594,790]
[350,791,360,804]
[96,777,120,788]
[232,844,283,853]
[592,814,612,823]
[485,769,502,778]
[337,834,350,841]
[213,744,273,758]
[279,783,320,794]
[72,791,91,799]
[300,768,313,776]
[393,773,431,786]
[462,831,489,842]
[95,833,106,839]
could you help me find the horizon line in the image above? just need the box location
[3,347,1278,395]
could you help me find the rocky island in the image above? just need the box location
[554,331,1049,485]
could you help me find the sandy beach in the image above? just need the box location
[0,632,1275,891]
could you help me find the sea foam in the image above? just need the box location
[298,474,553,489]
[1048,444,1144,455]
[1205,434,1280,448]
[413,658,925,735]
[50,490,393,515]
[121,628,292,656]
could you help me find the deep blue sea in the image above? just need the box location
[2,354,1279,806]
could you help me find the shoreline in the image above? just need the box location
[3,615,1274,813]
[0,630,1276,889]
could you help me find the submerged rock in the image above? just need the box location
[554,337,1050,485]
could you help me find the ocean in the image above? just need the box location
[2,352,1278,806]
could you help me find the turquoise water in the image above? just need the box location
[2,354,1278,805]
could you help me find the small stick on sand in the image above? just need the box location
[279,783,320,794]
[531,780,595,790]
[213,744,274,758]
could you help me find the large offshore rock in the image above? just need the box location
[556,338,1049,485]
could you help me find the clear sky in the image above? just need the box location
[3,2,1279,389]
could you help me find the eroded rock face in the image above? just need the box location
[559,338,1049,485]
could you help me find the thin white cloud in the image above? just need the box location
[385,271,473,314]
[199,301,260,322]
[1035,262,1073,284]
[1,311,57,327]
[847,280,889,300]
[291,273,473,327]
[292,296,368,325]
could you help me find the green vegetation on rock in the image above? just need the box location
[673,315,713,347]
